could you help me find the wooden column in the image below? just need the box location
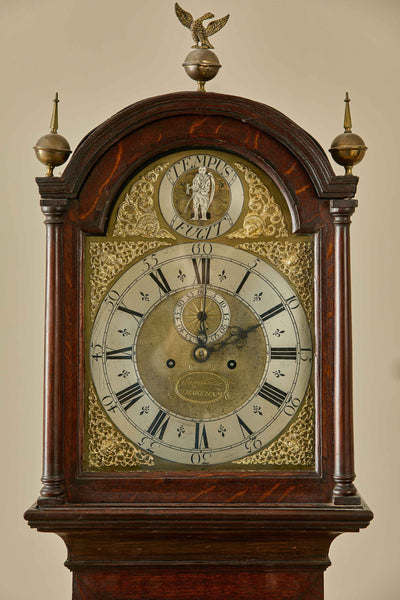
[330,198,360,504]
[38,200,68,505]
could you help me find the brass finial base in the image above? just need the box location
[329,93,367,175]
[34,93,71,176]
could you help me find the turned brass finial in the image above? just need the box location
[329,93,367,175]
[50,91,60,133]
[175,3,229,91]
[33,93,72,177]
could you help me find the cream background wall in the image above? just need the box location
[1,1,398,598]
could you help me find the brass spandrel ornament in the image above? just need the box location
[227,164,289,239]
[112,163,175,239]
[88,239,171,321]
[86,384,155,469]
[175,3,229,91]
[234,385,314,468]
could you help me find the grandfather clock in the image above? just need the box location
[25,6,372,599]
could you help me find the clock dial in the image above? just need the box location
[159,152,244,239]
[90,243,312,465]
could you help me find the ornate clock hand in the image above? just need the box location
[210,322,262,353]
[196,283,208,345]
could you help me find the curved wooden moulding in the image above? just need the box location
[37,92,358,225]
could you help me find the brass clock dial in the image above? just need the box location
[90,242,312,466]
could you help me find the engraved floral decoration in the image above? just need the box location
[89,240,169,321]
[112,163,175,239]
[234,386,314,467]
[237,240,313,322]
[86,384,154,469]
[227,163,288,239]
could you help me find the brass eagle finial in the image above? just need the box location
[175,3,230,49]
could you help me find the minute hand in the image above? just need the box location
[209,323,261,354]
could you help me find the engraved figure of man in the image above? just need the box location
[186,166,215,220]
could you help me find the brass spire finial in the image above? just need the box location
[329,93,367,175]
[175,3,229,91]
[343,92,352,132]
[50,91,60,133]
[33,93,72,177]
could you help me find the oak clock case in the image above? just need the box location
[86,150,314,470]
[25,92,372,600]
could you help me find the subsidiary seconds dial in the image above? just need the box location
[90,243,313,465]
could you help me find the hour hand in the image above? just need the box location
[196,310,208,346]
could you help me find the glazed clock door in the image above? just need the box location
[85,149,315,473]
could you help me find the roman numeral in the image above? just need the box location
[149,268,171,294]
[258,382,287,408]
[106,346,133,360]
[192,258,210,284]
[237,415,253,438]
[260,303,285,321]
[260,295,301,321]
[116,382,143,411]
[235,270,250,294]
[117,306,143,319]
[270,347,297,360]
[194,423,209,449]
[147,410,170,440]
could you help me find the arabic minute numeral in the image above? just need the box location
[300,348,313,362]
[284,396,301,416]
[191,242,213,255]
[191,451,211,465]
[104,289,120,310]
[142,253,158,271]
[102,395,117,413]
[244,437,262,454]
[286,295,300,310]
[91,343,102,361]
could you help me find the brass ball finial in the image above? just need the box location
[329,93,367,175]
[182,48,221,92]
[175,3,229,91]
[33,93,72,176]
